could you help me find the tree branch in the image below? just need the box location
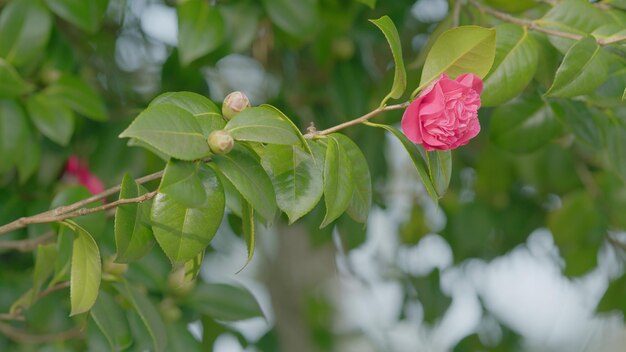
[0,232,54,252]
[304,102,409,138]
[468,0,626,46]
[0,321,83,344]
[0,100,410,239]
[0,172,162,237]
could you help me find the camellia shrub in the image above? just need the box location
[0,0,625,350]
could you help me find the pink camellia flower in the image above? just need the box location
[64,155,105,195]
[401,73,483,151]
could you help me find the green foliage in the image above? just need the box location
[370,15,406,105]
[321,135,354,228]
[115,174,155,263]
[416,26,496,96]
[225,106,302,145]
[90,290,133,351]
[177,0,224,65]
[44,0,108,33]
[185,282,264,321]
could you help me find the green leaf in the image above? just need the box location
[225,106,301,145]
[364,122,439,203]
[160,160,208,208]
[427,150,452,198]
[42,75,107,121]
[177,0,224,65]
[260,104,311,154]
[490,95,563,153]
[333,134,372,223]
[90,290,133,351]
[320,136,354,228]
[44,0,109,33]
[115,174,155,263]
[151,164,224,264]
[184,250,204,281]
[241,198,255,269]
[212,147,277,221]
[481,24,539,107]
[51,225,73,285]
[261,0,319,39]
[166,321,202,351]
[63,220,101,316]
[0,0,52,66]
[415,26,496,97]
[150,91,223,137]
[26,93,74,146]
[32,243,57,302]
[0,100,28,175]
[185,282,264,321]
[261,144,323,223]
[0,59,33,98]
[369,16,406,105]
[116,281,167,352]
[356,0,376,8]
[546,37,608,98]
[120,103,211,161]
[622,87,626,101]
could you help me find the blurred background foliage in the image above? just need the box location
[1,0,626,350]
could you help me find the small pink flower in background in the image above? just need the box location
[402,73,483,151]
[64,155,105,195]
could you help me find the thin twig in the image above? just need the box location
[304,102,409,138]
[452,0,463,27]
[0,172,162,237]
[0,321,83,344]
[0,314,24,322]
[468,0,626,46]
[0,232,54,252]
[0,100,410,238]
[38,281,70,300]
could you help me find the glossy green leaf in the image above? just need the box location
[225,106,301,145]
[26,93,74,146]
[150,91,223,137]
[484,0,535,12]
[261,0,319,39]
[260,104,311,153]
[63,220,101,316]
[115,174,155,263]
[166,321,202,351]
[177,0,224,65]
[91,290,132,351]
[212,147,277,221]
[320,136,354,228]
[160,160,208,208]
[482,24,538,107]
[365,122,438,202]
[51,225,73,285]
[415,26,496,97]
[261,144,323,223]
[0,100,28,175]
[151,164,224,264]
[185,282,264,321]
[241,198,255,269]
[333,134,372,223]
[0,0,52,66]
[45,0,108,33]
[546,37,608,98]
[116,281,167,352]
[119,103,211,161]
[42,75,107,121]
[490,95,563,153]
[427,150,452,198]
[0,59,33,98]
[538,0,608,53]
[369,16,406,105]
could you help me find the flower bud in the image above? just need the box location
[208,130,234,155]
[103,256,128,277]
[222,91,250,120]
